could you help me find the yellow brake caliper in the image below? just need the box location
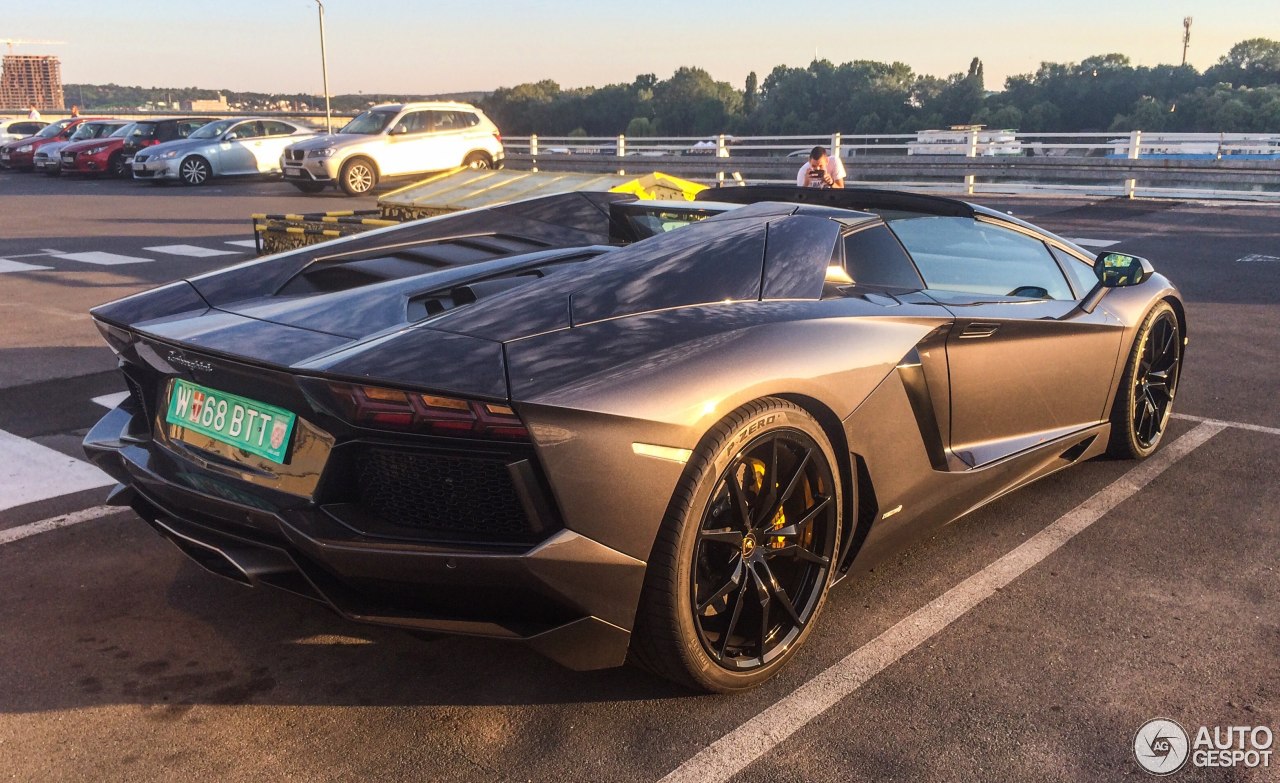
[744,457,787,548]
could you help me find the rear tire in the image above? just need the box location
[339,157,378,195]
[629,397,843,692]
[1107,301,1182,459]
[463,151,492,169]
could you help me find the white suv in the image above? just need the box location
[281,101,504,195]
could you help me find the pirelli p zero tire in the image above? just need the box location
[630,397,843,692]
[1107,300,1182,460]
[339,157,378,196]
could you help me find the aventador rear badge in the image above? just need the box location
[1134,718,1189,775]
[167,350,214,374]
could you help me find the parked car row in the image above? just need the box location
[0,102,505,195]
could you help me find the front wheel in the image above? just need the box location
[107,153,126,178]
[339,158,378,196]
[629,398,843,692]
[1107,301,1182,459]
[179,156,212,186]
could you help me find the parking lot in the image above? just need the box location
[0,170,1277,782]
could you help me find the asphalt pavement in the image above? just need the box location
[0,170,1277,782]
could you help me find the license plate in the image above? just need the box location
[284,167,304,177]
[62,155,74,163]
[165,379,296,464]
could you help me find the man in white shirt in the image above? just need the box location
[27,105,41,121]
[796,146,845,188]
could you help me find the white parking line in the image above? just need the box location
[52,251,151,266]
[0,258,53,273]
[1070,237,1120,248]
[92,391,130,409]
[224,239,259,249]
[0,428,114,512]
[0,505,126,546]
[1172,412,1280,437]
[144,244,240,258]
[658,421,1225,783]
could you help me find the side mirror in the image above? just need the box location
[1079,252,1155,314]
[1094,252,1153,288]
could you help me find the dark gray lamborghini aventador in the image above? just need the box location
[84,185,1185,692]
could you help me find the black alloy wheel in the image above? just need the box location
[107,153,125,177]
[691,429,839,670]
[630,398,843,692]
[1108,301,1182,458]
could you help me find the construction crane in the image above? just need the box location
[2,39,68,54]
[1181,18,1192,67]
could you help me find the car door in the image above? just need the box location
[888,215,1124,467]
[380,110,433,176]
[218,121,263,175]
[430,110,475,168]
[252,121,301,172]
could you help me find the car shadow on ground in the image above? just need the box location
[0,518,692,714]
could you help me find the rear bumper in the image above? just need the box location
[83,403,644,670]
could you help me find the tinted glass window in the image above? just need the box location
[130,122,158,140]
[393,111,432,134]
[1051,246,1098,298]
[12,122,42,135]
[177,120,208,137]
[263,121,295,136]
[889,217,1073,300]
[431,111,477,131]
[227,121,264,140]
[842,225,924,290]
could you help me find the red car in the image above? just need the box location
[0,117,107,171]
[58,121,136,177]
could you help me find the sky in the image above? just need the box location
[5,0,1278,95]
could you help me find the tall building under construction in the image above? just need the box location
[0,55,64,110]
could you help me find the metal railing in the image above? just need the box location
[504,130,1280,200]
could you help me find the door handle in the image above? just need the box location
[959,322,1001,339]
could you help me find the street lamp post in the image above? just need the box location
[315,0,332,134]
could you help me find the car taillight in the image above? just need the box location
[325,381,529,440]
[493,131,502,144]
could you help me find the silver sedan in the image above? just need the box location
[131,118,316,185]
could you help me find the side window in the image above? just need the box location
[1051,246,1099,298]
[13,122,41,135]
[888,217,1074,300]
[228,122,264,140]
[841,225,924,290]
[432,111,471,131]
[392,111,432,135]
[263,121,295,137]
[177,121,204,138]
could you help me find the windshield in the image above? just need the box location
[339,110,397,135]
[189,119,237,140]
[69,123,116,141]
[35,121,71,139]
[109,123,135,138]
